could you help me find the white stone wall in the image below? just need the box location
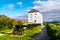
[28,12,43,24]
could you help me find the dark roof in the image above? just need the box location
[28,9,39,13]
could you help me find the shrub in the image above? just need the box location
[47,23,60,40]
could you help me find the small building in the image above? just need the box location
[28,9,43,25]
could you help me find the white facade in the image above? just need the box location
[28,9,43,24]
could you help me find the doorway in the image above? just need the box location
[34,20,36,22]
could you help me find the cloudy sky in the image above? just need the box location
[0,0,60,19]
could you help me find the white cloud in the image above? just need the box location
[33,0,41,4]
[7,4,14,9]
[32,0,60,12]
[33,6,39,9]
[17,2,22,7]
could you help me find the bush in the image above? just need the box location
[47,23,60,40]
[0,15,23,30]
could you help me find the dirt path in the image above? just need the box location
[0,34,5,36]
[34,26,49,40]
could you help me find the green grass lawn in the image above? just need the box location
[0,29,13,34]
[0,25,42,40]
[23,22,36,25]
[0,35,31,40]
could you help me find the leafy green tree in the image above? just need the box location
[0,15,23,30]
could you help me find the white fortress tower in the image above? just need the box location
[28,9,43,25]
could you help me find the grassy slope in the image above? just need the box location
[0,22,42,40]
[23,22,36,25]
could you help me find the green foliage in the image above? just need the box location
[47,23,60,40]
[0,15,23,30]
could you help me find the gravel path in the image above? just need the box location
[34,26,49,40]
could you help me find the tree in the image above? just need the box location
[0,15,23,30]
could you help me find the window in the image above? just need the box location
[35,14,36,15]
[35,16,36,18]
[31,14,32,15]
[31,17,32,18]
